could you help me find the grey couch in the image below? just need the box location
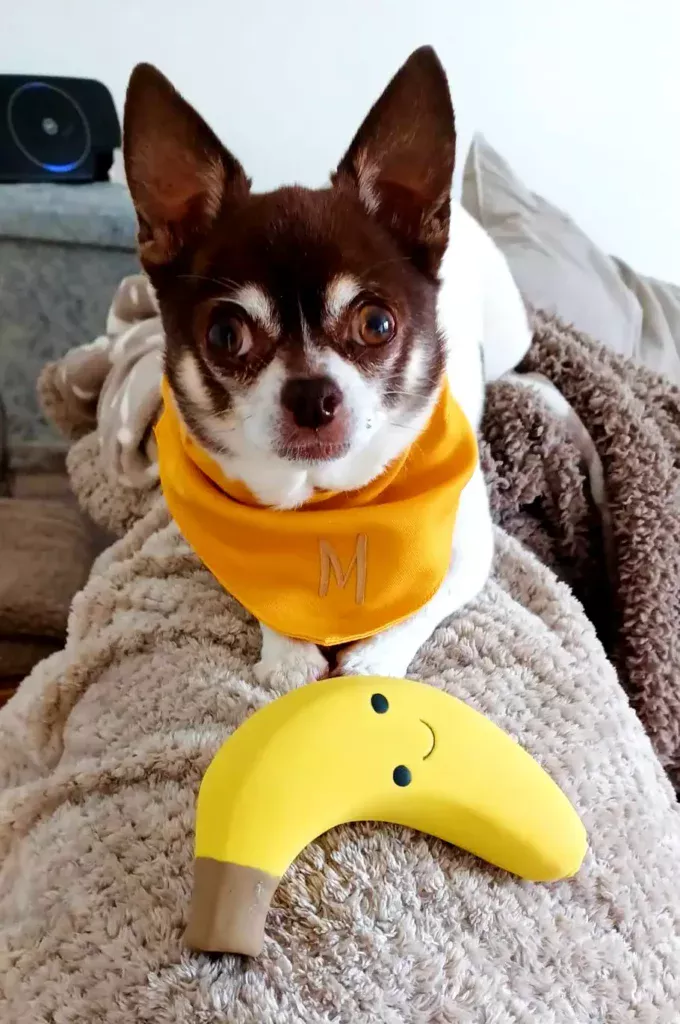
[0,182,138,466]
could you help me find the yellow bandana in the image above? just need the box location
[156,377,477,646]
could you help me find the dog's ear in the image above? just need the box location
[123,64,249,266]
[334,46,455,276]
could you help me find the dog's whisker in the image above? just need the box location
[361,255,412,276]
[177,273,242,293]
[382,387,437,402]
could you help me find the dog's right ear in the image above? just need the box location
[123,64,249,266]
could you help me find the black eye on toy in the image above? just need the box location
[393,765,412,787]
[371,693,389,714]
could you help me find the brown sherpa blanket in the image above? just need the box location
[38,276,680,783]
[497,325,680,783]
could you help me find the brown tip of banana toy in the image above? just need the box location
[183,858,279,956]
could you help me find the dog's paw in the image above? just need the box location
[254,645,328,689]
[254,626,328,690]
[334,635,414,679]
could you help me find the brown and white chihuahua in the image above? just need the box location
[123,46,531,686]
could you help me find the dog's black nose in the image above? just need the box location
[281,377,342,429]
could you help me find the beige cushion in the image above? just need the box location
[462,134,680,383]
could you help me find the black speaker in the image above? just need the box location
[0,75,121,183]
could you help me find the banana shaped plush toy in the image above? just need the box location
[184,676,587,955]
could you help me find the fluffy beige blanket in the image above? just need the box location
[1,508,679,1022]
[1,281,679,1021]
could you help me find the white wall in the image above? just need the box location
[3,0,679,282]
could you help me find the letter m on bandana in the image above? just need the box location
[318,535,368,605]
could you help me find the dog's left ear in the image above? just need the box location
[334,46,455,276]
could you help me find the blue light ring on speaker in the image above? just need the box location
[41,160,83,174]
[6,81,91,173]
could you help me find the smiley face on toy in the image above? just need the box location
[369,688,436,787]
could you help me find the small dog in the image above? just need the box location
[123,46,531,686]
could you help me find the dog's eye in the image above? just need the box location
[206,310,252,358]
[353,304,396,346]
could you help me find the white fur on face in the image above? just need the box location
[201,344,437,508]
[229,284,280,337]
[230,348,384,476]
[233,356,287,455]
[207,346,387,475]
[403,343,428,394]
[309,347,437,493]
[177,351,213,411]
[324,274,361,325]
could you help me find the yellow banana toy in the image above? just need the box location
[184,676,587,955]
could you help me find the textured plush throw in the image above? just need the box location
[0,505,679,1021]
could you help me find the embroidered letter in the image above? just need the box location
[318,535,367,604]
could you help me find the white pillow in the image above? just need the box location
[462,135,680,383]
